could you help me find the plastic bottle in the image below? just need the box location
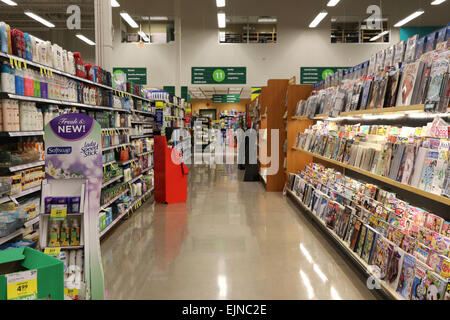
[24,33,32,61]
[0,22,8,53]
[70,219,80,246]
[49,221,61,247]
[60,220,70,247]
[1,62,15,93]
[37,108,43,130]
[14,68,24,95]
[40,71,48,99]
[33,70,41,97]
[31,36,39,62]
[24,68,34,96]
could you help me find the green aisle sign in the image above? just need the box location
[212,94,240,103]
[192,67,246,84]
[113,68,147,85]
[300,67,347,84]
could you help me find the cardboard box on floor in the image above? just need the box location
[0,247,64,300]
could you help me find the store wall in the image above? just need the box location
[191,99,249,119]
[109,0,449,90]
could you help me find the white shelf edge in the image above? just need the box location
[101,175,124,189]
[8,161,45,172]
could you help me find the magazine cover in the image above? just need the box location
[401,235,418,255]
[411,261,430,300]
[418,227,434,247]
[360,78,373,109]
[430,232,450,256]
[350,219,363,251]
[396,61,422,107]
[427,250,446,274]
[385,70,401,107]
[418,150,439,192]
[400,145,417,184]
[415,243,431,264]
[425,213,444,233]
[394,40,406,65]
[386,246,406,290]
[416,36,426,60]
[442,221,450,237]
[424,270,447,300]
[361,227,378,263]
[370,238,394,280]
[396,253,416,299]
[385,45,395,68]
[425,32,437,53]
[405,35,419,63]
[423,57,450,112]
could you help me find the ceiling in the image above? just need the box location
[189,87,252,100]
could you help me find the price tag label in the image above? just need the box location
[44,248,61,257]
[50,204,67,220]
[6,270,38,300]
[9,57,14,67]
[64,288,79,297]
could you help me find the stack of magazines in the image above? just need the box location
[289,162,450,300]
[295,29,450,118]
[294,117,450,197]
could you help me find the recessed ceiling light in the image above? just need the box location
[1,0,17,6]
[76,34,96,46]
[370,30,389,41]
[258,17,277,23]
[150,16,168,21]
[394,10,424,27]
[216,0,225,7]
[431,0,446,4]
[309,11,328,28]
[111,0,120,7]
[24,12,55,28]
[120,12,139,28]
[327,0,340,7]
[217,12,226,28]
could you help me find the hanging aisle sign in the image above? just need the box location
[212,94,240,103]
[300,67,348,84]
[192,67,247,84]
[44,113,105,300]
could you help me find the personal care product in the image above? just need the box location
[69,197,81,214]
[49,221,61,247]
[70,219,80,246]
[60,220,70,247]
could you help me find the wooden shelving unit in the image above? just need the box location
[286,84,313,178]
[291,147,450,207]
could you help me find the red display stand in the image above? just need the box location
[154,135,190,204]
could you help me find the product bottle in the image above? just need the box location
[49,221,61,247]
[14,68,24,95]
[33,70,41,97]
[37,109,43,130]
[0,22,7,53]
[70,219,80,246]
[24,33,32,61]
[60,220,70,247]
[1,62,15,93]
[40,72,48,99]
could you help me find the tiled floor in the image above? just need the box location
[101,164,377,300]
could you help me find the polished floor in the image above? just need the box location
[101,163,377,300]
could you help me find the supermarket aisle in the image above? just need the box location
[101,164,376,300]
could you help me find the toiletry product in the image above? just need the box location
[1,63,15,93]
[24,33,32,61]
[70,219,80,246]
[60,220,70,247]
[0,22,8,53]
[44,197,53,214]
[49,221,61,247]
[69,197,81,214]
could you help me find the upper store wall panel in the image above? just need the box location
[0,0,96,63]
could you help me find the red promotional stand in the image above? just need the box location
[154,136,190,204]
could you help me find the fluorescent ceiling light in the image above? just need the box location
[327,0,340,7]
[111,0,120,7]
[218,12,226,28]
[1,0,17,6]
[258,17,277,23]
[216,0,225,7]
[76,34,96,46]
[370,30,389,41]
[394,10,424,27]
[431,0,446,4]
[24,12,55,28]
[219,31,226,42]
[309,11,328,28]
[138,31,149,42]
[150,16,168,21]
[120,12,139,28]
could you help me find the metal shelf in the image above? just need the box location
[0,186,42,205]
[0,52,153,103]
[102,143,131,152]
[6,161,45,172]
[129,134,153,140]
[100,189,130,211]
[102,175,124,189]
[24,216,40,228]
[126,174,143,185]
[0,92,131,113]
[0,228,25,246]
[100,187,154,238]
[0,131,44,137]
[101,128,131,132]
[102,160,116,167]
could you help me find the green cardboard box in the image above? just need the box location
[0,247,64,300]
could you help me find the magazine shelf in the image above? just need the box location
[286,188,402,300]
[291,147,450,207]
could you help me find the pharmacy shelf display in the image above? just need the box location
[0,22,157,255]
[286,25,450,300]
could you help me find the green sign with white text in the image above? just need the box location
[300,67,347,84]
[192,67,246,84]
[212,94,240,103]
[113,68,147,85]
